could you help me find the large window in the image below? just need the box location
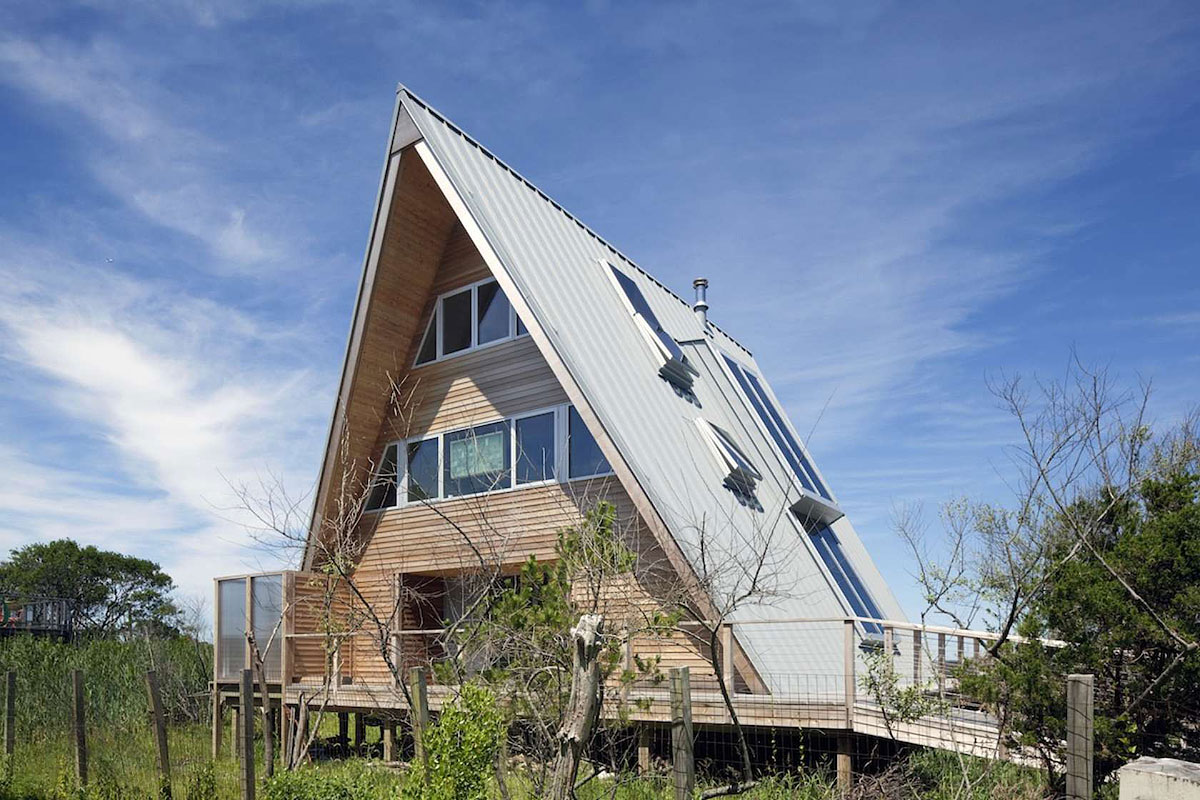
[604,261,698,391]
[415,278,528,366]
[722,354,832,501]
[365,405,613,511]
[807,522,883,635]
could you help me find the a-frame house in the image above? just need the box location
[214,85,908,732]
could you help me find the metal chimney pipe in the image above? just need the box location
[693,278,709,326]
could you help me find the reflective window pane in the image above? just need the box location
[516,412,555,484]
[415,308,437,365]
[407,438,439,502]
[444,421,511,496]
[366,444,398,510]
[568,407,611,478]
[218,579,246,679]
[252,575,283,681]
[476,281,510,344]
[442,289,472,354]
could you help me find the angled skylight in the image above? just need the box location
[696,418,762,495]
[722,354,832,502]
[605,261,698,391]
[807,522,883,635]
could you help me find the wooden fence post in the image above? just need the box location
[211,692,223,761]
[409,667,429,775]
[669,667,694,800]
[382,718,396,762]
[146,671,172,798]
[71,669,87,787]
[637,726,651,775]
[239,669,256,800]
[4,670,14,757]
[1066,674,1094,800]
[837,735,852,792]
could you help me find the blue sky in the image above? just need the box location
[1,1,1198,622]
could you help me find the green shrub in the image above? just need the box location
[402,683,504,800]
[264,760,396,800]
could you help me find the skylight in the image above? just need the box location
[807,522,883,635]
[722,354,831,501]
[696,418,762,496]
[605,261,698,391]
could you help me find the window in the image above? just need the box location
[407,437,439,501]
[444,421,511,496]
[605,261,698,391]
[217,579,246,680]
[414,279,527,366]
[477,281,510,344]
[442,288,473,354]
[363,405,612,511]
[722,354,832,501]
[807,522,883,635]
[366,443,399,511]
[516,412,555,484]
[568,406,611,479]
[695,419,762,495]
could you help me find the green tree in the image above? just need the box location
[0,539,180,637]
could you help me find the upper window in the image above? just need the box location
[806,522,884,635]
[722,354,832,501]
[364,405,613,511]
[415,278,528,366]
[604,261,698,391]
[695,419,761,496]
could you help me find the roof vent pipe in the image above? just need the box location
[693,278,709,327]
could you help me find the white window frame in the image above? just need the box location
[414,277,528,367]
[694,418,762,492]
[600,259,698,388]
[362,404,614,513]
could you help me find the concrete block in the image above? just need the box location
[1119,757,1200,799]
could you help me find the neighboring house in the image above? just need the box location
[214,85,906,710]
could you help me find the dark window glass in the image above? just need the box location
[568,407,611,478]
[809,523,883,634]
[407,438,439,502]
[442,289,472,354]
[609,265,686,363]
[516,412,555,484]
[516,315,528,336]
[476,281,510,344]
[444,421,511,496]
[415,309,437,365]
[366,444,399,510]
[724,355,831,499]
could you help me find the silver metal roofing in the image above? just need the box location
[395,86,905,689]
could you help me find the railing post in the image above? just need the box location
[146,671,172,798]
[71,669,87,787]
[843,618,855,727]
[1066,674,1094,800]
[669,667,694,800]
[721,622,735,692]
[936,633,947,692]
[409,667,429,776]
[239,669,255,800]
[912,629,922,685]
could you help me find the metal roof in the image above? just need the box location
[396,85,906,688]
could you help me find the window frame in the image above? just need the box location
[414,277,529,367]
[601,259,698,389]
[716,349,836,504]
[694,418,762,493]
[363,403,614,513]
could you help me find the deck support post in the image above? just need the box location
[382,718,396,763]
[836,735,852,791]
[212,692,223,760]
[353,713,365,752]
[843,619,855,727]
[669,667,694,800]
[337,712,348,748]
[1066,674,1094,800]
[637,726,651,775]
[409,667,429,775]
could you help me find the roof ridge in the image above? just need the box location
[396,84,752,358]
